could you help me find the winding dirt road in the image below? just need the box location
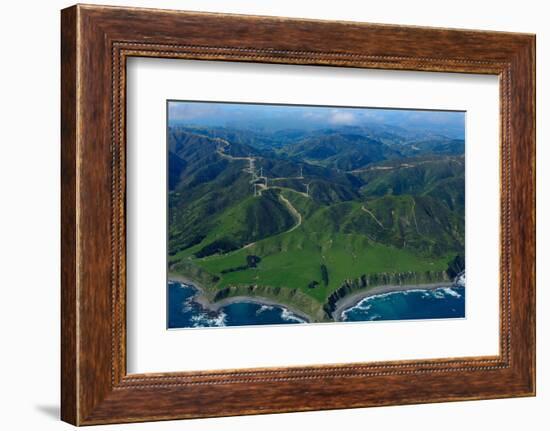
[361,205,385,229]
[278,193,302,233]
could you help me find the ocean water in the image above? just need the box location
[341,286,465,322]
[167,281,308,329]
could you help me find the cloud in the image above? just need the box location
[328,110,357,125]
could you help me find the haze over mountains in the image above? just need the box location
[168,101,466,139]
[167,102,465,319]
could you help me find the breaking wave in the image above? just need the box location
[281,308,307,324]
[190,311,227,328]
[440,287,462,298]
[256,304,275,315]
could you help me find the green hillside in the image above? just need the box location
[167,125,465,321]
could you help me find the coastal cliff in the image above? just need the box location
[171,268,457,323]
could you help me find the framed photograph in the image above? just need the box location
[61,4,536,425]
[164,100,467,329]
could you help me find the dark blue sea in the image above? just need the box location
[168,281,465,329]
[341,286,465,322]
[168,281,308,329]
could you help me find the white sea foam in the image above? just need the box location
[190,311,227,327]
[441,287,462,298]
[432,290,446,299]
[349,299,373,312]
[181,300,194,313]
[211,311,228,327]
[369,289,427,301]
[281,308,307,324]
[341,299,374,320]
[256,304,274,315]
[348,289,423,309]
[169,280,196,290]
[357,303,373,312]
[342,293,395,320]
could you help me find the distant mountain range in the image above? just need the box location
[168,102,465,138]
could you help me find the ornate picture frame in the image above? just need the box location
[61,4,535,425]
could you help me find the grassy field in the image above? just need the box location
[197,237,450,303]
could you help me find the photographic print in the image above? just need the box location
[167,101,466,329]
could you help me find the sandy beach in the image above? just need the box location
[332,282,452,320]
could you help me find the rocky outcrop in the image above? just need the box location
[446,254,465,279]
[323,270,451,318]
